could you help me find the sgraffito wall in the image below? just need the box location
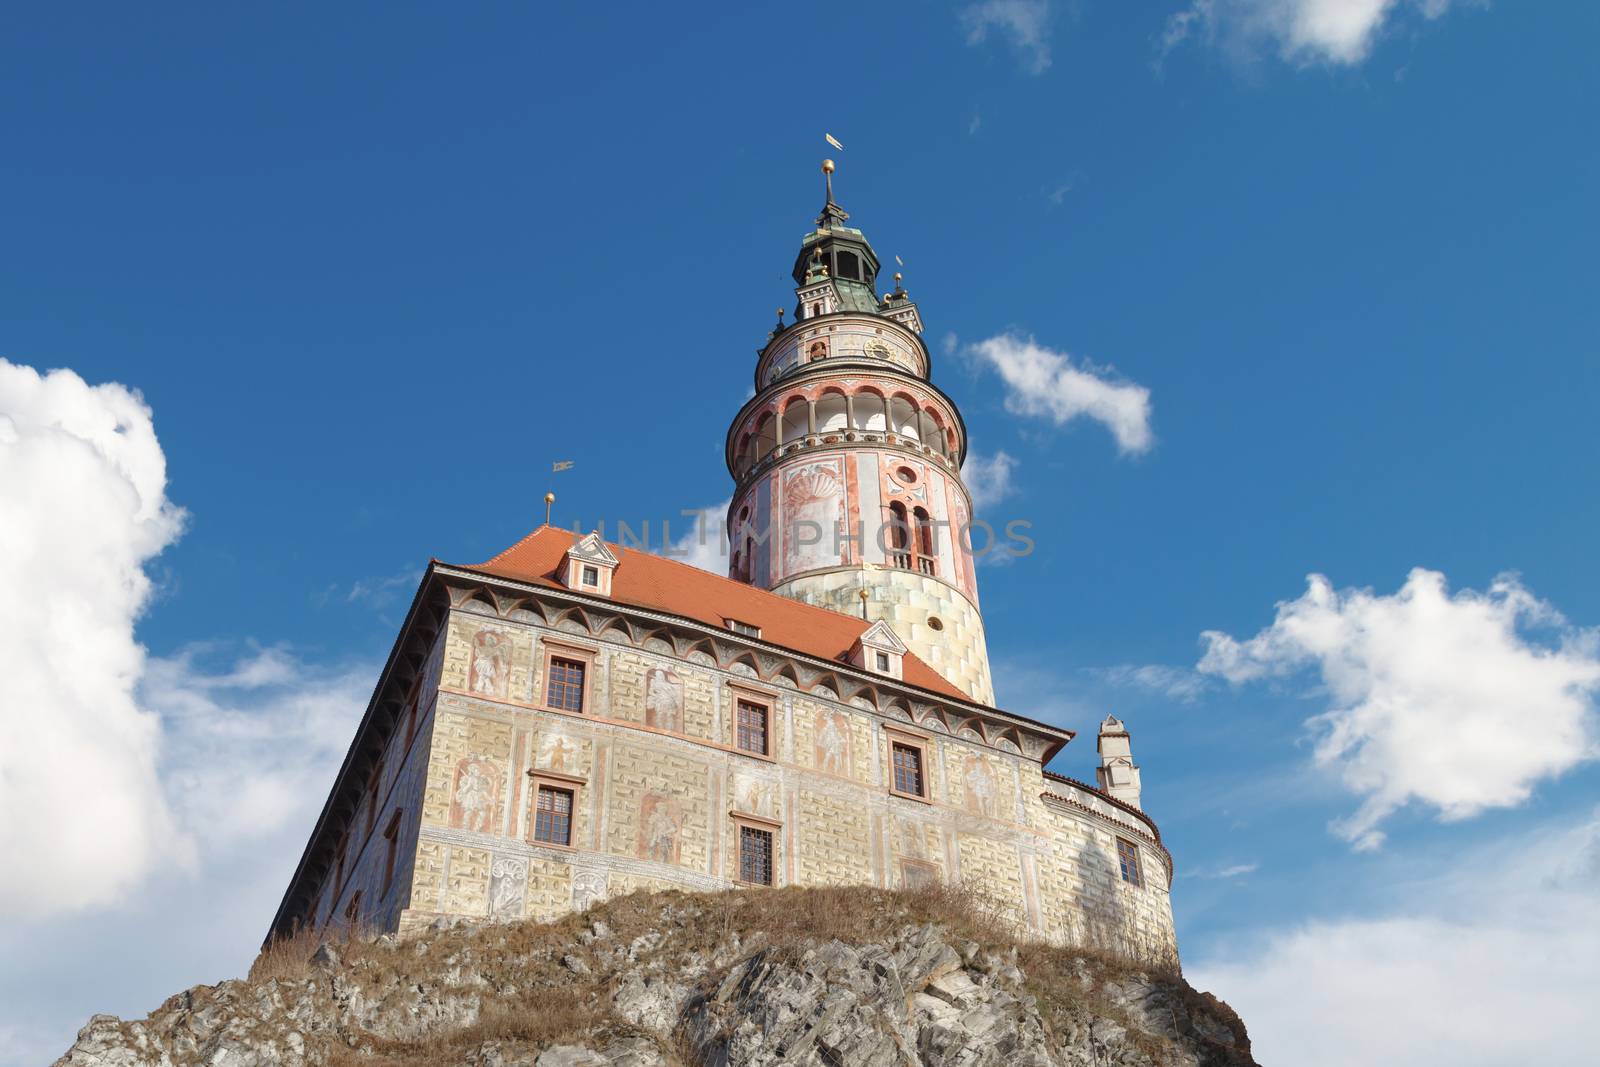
[384,607,1176,965]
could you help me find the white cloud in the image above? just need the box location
[1096,663,1209,702]
[960,0,1054,75]
[0,360,191,918]
[143,645,372,850]
[1199,569,1600,848]
[964,333,1154,455]
[661,500,731,574]
[1189,861,1260,879]
[0,360,374,925]
[961,450,1019,511]
[1162,0,1467,66]
[1189,810,1600,1066]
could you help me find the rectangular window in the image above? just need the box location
[736,700,769,756]
[727,619,761,638]
[546,657,586,712]
[891,742,925,797]
[382,809,402,894]
[739,825,773,885]
[581,564,599,586]
[875,651,890,671]
[1117,839,1144,887]
[534,785,574,846]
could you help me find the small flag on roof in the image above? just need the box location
[552,460,574,472]
[895,254,904,267]
[825,133,844,151]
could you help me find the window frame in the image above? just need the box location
[726,681,778,762]
[538,637,599,716]
[884,725,932,803]
[1116,838,1144,888]
[581,564,600,587]
[526,769,587,851]
[731,812,782,887]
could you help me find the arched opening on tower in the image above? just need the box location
[781,396,810,446]
[815,390,848,437]
[890,396,922,442]
[853,388,888,434]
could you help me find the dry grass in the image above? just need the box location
[247,884,1201,1066]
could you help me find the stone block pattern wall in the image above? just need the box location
[385,608,1174,965]
[777,568,993,705]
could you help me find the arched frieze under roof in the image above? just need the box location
[727,651,761,679]
[683,637,719,666]
[774,662,802,688]
[552,605,596,636]
[994,736,1022,756]
[595,615,635,644]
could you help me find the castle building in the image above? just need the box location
[267,165,1179,962]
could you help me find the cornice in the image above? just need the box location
[432,563,1072,756]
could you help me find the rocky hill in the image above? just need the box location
[54,886,1254,1067]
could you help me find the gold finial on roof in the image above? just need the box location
[544,491,556,525]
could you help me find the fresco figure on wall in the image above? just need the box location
[645,668,684,732]
[895,815,928,861]
[488,855,528,919]
[449,756,502,833]
[470,630,511,698]
[964,754,997,817]
[734,771,777,821]
[814,709,850,776]
[638,793,682,865]
[782,462,844,573]
[538,733,578,774]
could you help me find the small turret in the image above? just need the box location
[1095,716,1142,810]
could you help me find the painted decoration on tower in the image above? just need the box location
[963,754,998,817]
[644,668,684,732]
[637,792,683,865]
[813,708,852,776]
[449,756,503,833]
[782,459,846,574]
[469,630,512,699]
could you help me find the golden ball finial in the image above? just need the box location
[894,272,903,284]
[858,587,870,601]
[821,158,835,174]
[544,491,555,505]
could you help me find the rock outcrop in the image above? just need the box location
[54,887,1253,1067]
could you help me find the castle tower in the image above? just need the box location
[1095,715,1143,809]
[723,161,994,704]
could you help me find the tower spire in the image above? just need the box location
[816,158,850,229]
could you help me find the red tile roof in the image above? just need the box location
[449,525,972,703]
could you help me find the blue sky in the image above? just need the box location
[3,2,1598,1064]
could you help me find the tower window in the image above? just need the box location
[736,700,770,756]
[1117,839,1144,887]
[835,251,860,280]
[546,657,586,712]
[534,785,575,846]
[739,825,774,885]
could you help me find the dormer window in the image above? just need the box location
[850,620,906,680]
[727,619,761,639]
[560,531,618,596]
